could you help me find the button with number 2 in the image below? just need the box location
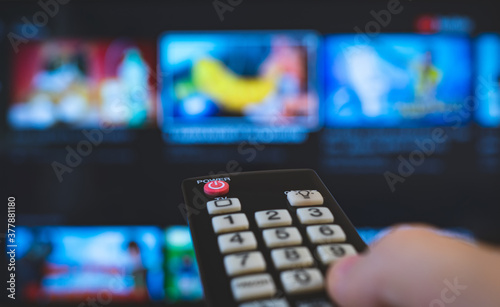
[255,209,292,228]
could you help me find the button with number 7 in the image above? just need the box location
[224,251,266,276]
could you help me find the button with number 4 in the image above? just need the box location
[297,207,334,225]
[306,225,346,244]
[218,231,257,254]
[255,210,292,228]
[212,213,249,234]
[224,251,266,276]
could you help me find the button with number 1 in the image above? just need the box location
[212,213,249,234]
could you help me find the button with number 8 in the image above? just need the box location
[271,247,314,270]
[255,210,292,228]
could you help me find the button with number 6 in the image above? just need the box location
[306,224,346,244]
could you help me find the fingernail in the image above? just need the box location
[334,255,360,280]
[329,255,361,302]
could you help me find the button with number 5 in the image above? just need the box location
[255,210,292,228]
[224,251,266,276]
[296,207,334,225]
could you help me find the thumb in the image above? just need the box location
[326,227,476,307]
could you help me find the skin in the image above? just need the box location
[326,225,500,307]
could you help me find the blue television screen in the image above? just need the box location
[159,31,320,143]
[14,226,202,303]
[324,34,472,127]
[476,34,500,127]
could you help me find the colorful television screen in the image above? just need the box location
[476,34,500,127]
[8,39,156,129]
[324,34,472,127]
[15,226,202,304]
[159,31,320,143]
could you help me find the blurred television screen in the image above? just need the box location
[8,39,156,130]
[164,226,203,302]
[476,34,500,127]
[325,34,472,127]
[159,31,320,143]
[15,226,202,304]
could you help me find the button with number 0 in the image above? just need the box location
[280,268,324,294]
[306,224,346,244]
[212,213,249,234]
[218,231,257,254]
[255,210,292,228]
[297,207,334,225]
[224,251,266,276]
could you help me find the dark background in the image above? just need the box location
[0,0,499,305]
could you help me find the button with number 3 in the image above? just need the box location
[224,251,266,276]
[255,210,292,228]
[296,207,334,225]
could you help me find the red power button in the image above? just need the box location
[204,180,229,197]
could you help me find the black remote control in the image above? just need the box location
[182,169,367,307]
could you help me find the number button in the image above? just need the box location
[296,207,334,225]
[239,298,290,307]
[255,210,292,228]
[287,190,323,207]
[271,247,314,270]
[212,213,249,234]
[306,225,346,244]
[316,244,357,265]
[231,273,277,301]
[207,198,241,215]
[218,231,257,254]
[262,227,302,248]
[224,251,266,276]
[280,268,324,295]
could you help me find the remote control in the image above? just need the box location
[182,169,367,307]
